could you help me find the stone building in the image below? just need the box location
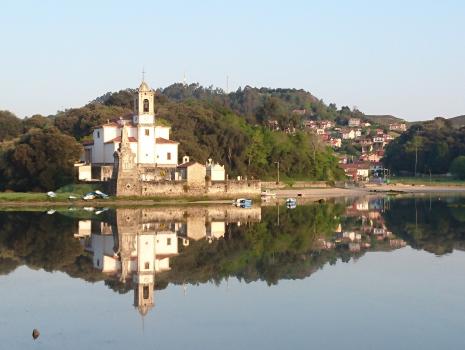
[80,80,179,181]
[78,79,261,197]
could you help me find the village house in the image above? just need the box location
[329,138,342,148]
[319,120,334,129]
[303,120,316,129]
[292,109,307,115]
[389,123,407,132]
[206,159,226,181]
[359,151,383,163]
[341,129,356,140]
[340,163,370,181]
[348,118,361,127]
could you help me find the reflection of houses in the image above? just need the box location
[74,205,262,315]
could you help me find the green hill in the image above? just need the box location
[365,114,406,127]
[447,115,465,128]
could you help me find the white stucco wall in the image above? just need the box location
[103,126,119,142]
[207,164,225,181]
[156,143,178,166]
[91,234,119,272]
[137,234,156,273]
[210,221,225,239]
[137,126,156,164]
[155,231,178,256]
[103,143,118,164]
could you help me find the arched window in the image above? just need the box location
[145,262,150,269]
[143,99,149,113]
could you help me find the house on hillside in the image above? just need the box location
[341,129,356,140]
[340,163,370,181]
[389,123,407,132]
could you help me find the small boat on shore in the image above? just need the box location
[234,198,252,208]
[286,198,297,209]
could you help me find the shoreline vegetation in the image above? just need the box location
[0,180,464,208]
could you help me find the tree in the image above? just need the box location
[0,110,22,141]
[245,130,268,169]
[23,114,53,131]
[450,156,465,180]
[0,128,83,191]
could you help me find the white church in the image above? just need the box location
[82,80,179,168]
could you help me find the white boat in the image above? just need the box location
[286,198,297,209]
[46,191,57,198]
[233,198,247,207]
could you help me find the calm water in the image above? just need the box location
[1,196,465,349]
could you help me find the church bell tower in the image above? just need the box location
[134,78,156,164]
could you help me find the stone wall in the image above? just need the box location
[114,178,261,198]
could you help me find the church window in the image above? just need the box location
[143,99,149,113]
[167,238,171,246]
[143,286,149,299]
[145,262,150,269]
[97,131,100,138]
[145,129,150,136]
[167,152,171,160]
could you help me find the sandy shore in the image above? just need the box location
[273,183,465,199]
[0,184,464,208]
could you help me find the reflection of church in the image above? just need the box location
[74,206,261,315]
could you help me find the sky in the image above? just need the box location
[1,0,464,121]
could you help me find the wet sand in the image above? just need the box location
[273,183,465,199]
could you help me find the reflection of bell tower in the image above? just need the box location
[133,230,156,316]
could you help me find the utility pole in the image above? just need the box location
[275,161,280,184]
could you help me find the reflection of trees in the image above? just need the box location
[383,197,465,255]
[0,212,102,282]
[160,203,355,286]
[3,198,464,293]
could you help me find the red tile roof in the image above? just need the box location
[104,136,137,144]
[156,137,179,144]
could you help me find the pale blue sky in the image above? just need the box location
[1,0,464,120]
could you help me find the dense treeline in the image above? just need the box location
[0,83,350,191]
[154,99,343,179]
[382,118,465,176]
[94,84,367,128]
[158,83,367,128]
[93,85,347,179]
[383,197,465,255]
[0,128,82,191]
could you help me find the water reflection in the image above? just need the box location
[74,206,262,315]
[1,196,465,316]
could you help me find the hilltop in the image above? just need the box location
[364,114,406,127]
